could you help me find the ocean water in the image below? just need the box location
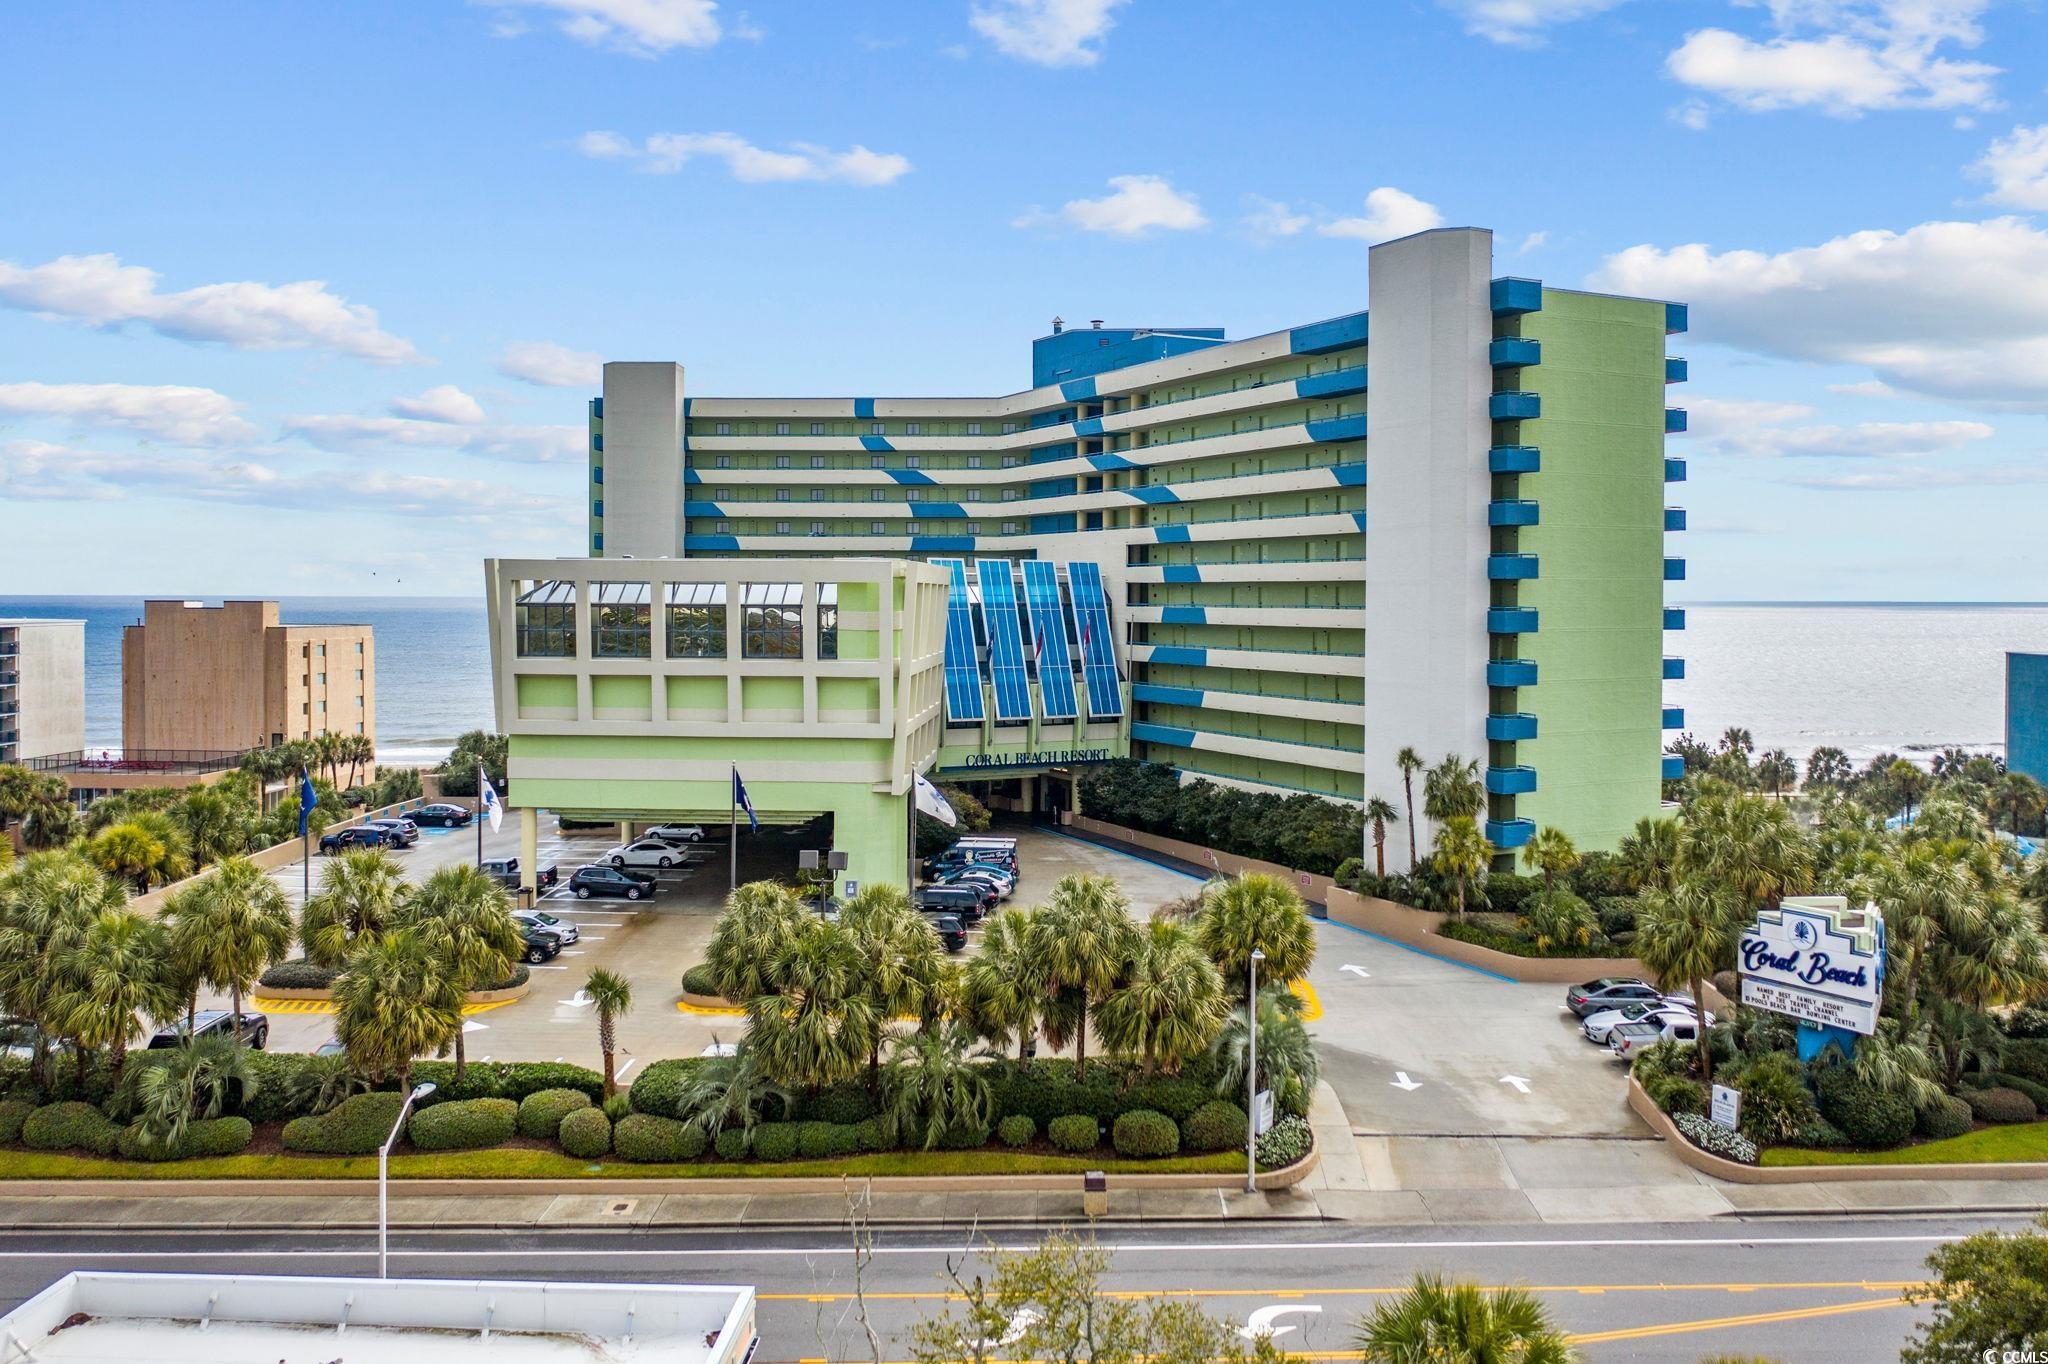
[2,596,2042,771]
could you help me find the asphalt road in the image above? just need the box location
[0,1214,2008,1361]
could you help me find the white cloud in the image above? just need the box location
[496,340,605,388]
[1243,197,1312,241]
[1973,124,2048,211]
[1517,231,1548,256]
[1,439,561,520]
[1667,0,2000,117]
[1672,99,1712,130]
[1318,188,1445,243]
[1022,175,1207,237]
[971,0,1127,67]
[1686,395,1994,460]
[0,381,255,446]
[0,253,421,363]
[1828,379,1898,397]
[578,130,912,185]
[389,384,486,424]
[1440,0,1633,46]
[285,413,584,463]
[1590,217,2048,409]
[486,0,724,55]
[1782,464,2048,491]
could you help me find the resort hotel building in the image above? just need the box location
[485,227,1690,893]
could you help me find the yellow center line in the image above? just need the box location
[1566,1294,1910,1345]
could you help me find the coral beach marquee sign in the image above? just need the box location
[1737,895,1885,1037]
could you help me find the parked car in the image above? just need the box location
[937,869,1012,901]
[1608,1015,1702,1059]
[570,865,652,900]
[520,926,562,964]
[147,1010,269,1050]
[362,819,417,848]
[408,803,473,828]
[604,838,692,870]
[319,825,389,854]
[514,909,579,945]
[642,824,705,845]
[1581,1001,1712,1045]
[314,1036,346,1057]
[934,874,1002,909]
[481,857,559,891]
[914,885,984,921]
[924,912,968,953]
[924,849,1017,878]
[1565,977,1667,1017]
[935,860,1016,888]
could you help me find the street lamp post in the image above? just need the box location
[1245,948,1264,1194]
[378,1081,436,1278]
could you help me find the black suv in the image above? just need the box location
[521,925,562,963]
[569,865,652,900]
[362,819,418,848]
[318,826,388,854]
[914,885,984,922]
[924,913,967,953]
[147,1010,270,1050]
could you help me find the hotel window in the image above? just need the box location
[715,422,731,435]
[1002,455,1021,468]
[775,455,790,469]
[810,455,825,468]
[776,422,790,435]
[1003,421,1019,434]
[741,583,804,659]
[316,671,326,684]
[810,422,825,436]
[969,521,984,534]
[775,488,790,501]
[354,670,363,681]
[816,586,839,661]
[810,521,825,535]
[665,583,727,659]
[1003,521,1022,534]
[906,455,921,468]
[1002,489,1021,501]
[354,642,363,653]
[871,489,886,502]
[716,520,730,533]
[967,489,981,502]
[906,421,920,435]
[775,521,790,534]
[968,455,983,469]
[871,422,885,436]
[871,521,886,534]
[810,489,825,501]
[870,455,885,469]
[907,489,925,501]
[355,723,364,734]
[590,582,652,658]
[716,455,732,468]
[315,645,326,657]
[316,700,326,713]
[968,422,982,435]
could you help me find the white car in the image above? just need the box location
[604,838,691,870]
[642,824,705,845]
[1581,1000,1713,1045]
[1609,1015,1703,1059]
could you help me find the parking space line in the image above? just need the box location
[1320,916,1515,983]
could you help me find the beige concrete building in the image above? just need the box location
[121,600,375,753]
[0,619,86,764]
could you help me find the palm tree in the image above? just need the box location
[1520,826,1577,894]
[1888,758,1931,823]
[343,734,375,790]
[300,847,407,967]
[1988,772,2047,838]
[332,928,463,1094]
[311,731,344,790]
[1615,816,1680,894]
[0,851,120,1085]
[881,1022,992,1150]
[1431,817,1492,922]
[584,967,633,1098]
[1756,748,1798,799]
[176,788,251,869]
[1363,796,1399,879]
[1719,726,1754,759]
[840,883,946,1083]
[1027,873,1140,1078]
[1422,755,1484,824]
[398,863,520,1084]
[179,855,293,1048]
[1930,886,2048,1011]
[703,881,808,1002]
[117,1033,258,1154]
[1868,842,1974,1020]
[1395,747,1425,869]
[962,907,1042,1060]
[1094,920,1228,1075]
[1805,746,1852,790]
[1193,872,1315,998]
[87,820,185,893]
[1209,986,1318,1116]
[747,915,877,1090]
[1355,1274,1576,1364]
[12,772,76,849]
[50,905,177,1081]
[1677,786,1814,910]
[1634,879,1739,1082]
[675,1043,792,1138]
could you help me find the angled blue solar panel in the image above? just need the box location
[975,559,1033,724]
[931,558,985,725]
[1066,560,1124,720]
[1021,560,1078,723]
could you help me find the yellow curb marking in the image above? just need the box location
[253,997,515,1018]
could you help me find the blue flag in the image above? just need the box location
[732,767,759,832]
[297,766,318,838]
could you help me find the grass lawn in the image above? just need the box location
[1761,1121,2048,1167]
[0,1147,1247,1181]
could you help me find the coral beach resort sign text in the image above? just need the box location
[1737,895,1886,1036]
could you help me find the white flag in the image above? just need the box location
[914,773,957,827]
[480,767,503,832]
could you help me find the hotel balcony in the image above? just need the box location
[1666,356,1688,383]
[1486,817,1537,849]
[1490,391,1541,421]
[1486,712,1538,742]
[1489,336,1542,368]
[1662,754,1686,781]
[1490,277,1544,316]
[1489,499,1540,528]
[1664,607,1686,630]
[1486,765,1538,796]
[1487,553,1539,580]
[1665,457,1686,482]
[1663,706,1685,729]
[1665,408,1688,433]
[1663,656,1686,680]
[1487,658,1539,688]
[1489,445,1540,474]
[1487,607,1539,635]
[1664,557,1687,581]
[1665,507,1687,531]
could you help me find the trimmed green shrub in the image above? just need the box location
[1437,917,1629,960]
[409,1097,517,1151]
[2002,1038,2048,1085]
[795,1083,877,1126]
[241,1052,345,1124]
[557,1107,612,1159]
[1182,1100,1247,1153]
[117,1116,254,1161]
[680,963,725,998]
[282,1091,405,1154]
[613,1113,705,1163]
[408,1060,503,1104]
[23,1101,121,1155]
[1112,1109,1179,1159]
[996,1114,1036,1148]
[797,1121,860,1159]
[2002,1007,2048,1040]
[491,1063,603,1104]
[986,1060,1120,1129]
[1790,1116,1849,1148]
[1047,1114,1099,1153]
[517,1088,593,1140]
[0,1097,35,1144]
[258,958,339,990]
[713,1127,748,1161]
[1813,1066,1913,1150]
[1645,1073,1708,1118]
[602,1093,632,1122]
[936,1123,988,1150]
[1724,1052,1818,1145]
[628,1059,705,1117]
[1915,1094,1974,1140]
[752,1122,799,1161]
[852,1117,887,1152]
[1599,897,1642,939]
[1989,1072,2048,1111]
[1964,1086,2038,1124]
[1254,1114,1312,1170]
[1120,1078,1208,1124]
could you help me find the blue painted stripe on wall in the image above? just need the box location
[1351,512,1370,533]
[1145,645,1207,666]
[860,435,895,452]
[1131,721,1199,748]
[1331,462,1368,487]
[1297,365,1369,399]
[1289,312,1369,354]
[912,502,967,518]
[686,502,724,517]
[682,469,700,485]
[1088,453,1136,471]
[885,469,935,485]
[1160,606,1206,624]
[1129,484,1180,505]
[854,398,875,419]
[911,534,974,552]
[687,534,740,552]
[1059,377,1098,402]
[1162,565,1201,584]
[1154,525,1191,544]
[1306,414,1369,442]
[1131,682,1205,707]
[1072,416,1105,437]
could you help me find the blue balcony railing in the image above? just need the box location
[1664,557,1687,581]
[1487,817,1537,849]
[1489,499,1540,527]
[1664,656,1686,680]
[1664,607,1686,630]
[1486,765,1538,796]
[1487,658,1539,688]
[1662,754,1686,781]
[1489,336,1542,368]
[1491,277,1544,316]
[1488,607,1539,635]
[1663,706,1685,729]
[1487,712,1539,742]
[1490,391,1541,421]
[1665,457,1687,482]
[1666,303,1689,335]
[1665,507,1687,531]
[1665,408,1688,433]
[1666,356,1688,383]
[1487,553,1539,580]
[1489,444,1540,474]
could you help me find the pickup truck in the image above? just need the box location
[1608,1015,1701,1059]
[481,857,558,891]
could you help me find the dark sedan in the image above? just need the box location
[318,826,389,854]
[407,803,473,828]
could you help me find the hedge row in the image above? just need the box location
[259,959,531,993]
[410,1098,518,1151]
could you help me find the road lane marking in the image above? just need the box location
[1566,1294,1909,1345]
[1389,1072,1422,1091]
[1500,1075,1531,1093]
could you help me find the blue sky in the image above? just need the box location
[2,0,2045,600]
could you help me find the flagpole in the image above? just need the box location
[477,765,485,869]
[906,767,915,893]
[729,764,738,893]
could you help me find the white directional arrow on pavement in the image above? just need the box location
[1389,1072,1422,1092]
[1238,1305,1322,1341]
[559,991,594,1008]
[1339,963,1370,979]
[462,1019,489,1034]
[1500,1074,1531,1094]
[965,1306,1042,1351]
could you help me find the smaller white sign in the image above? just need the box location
[1710,1084,1741,1131]
[842,880,858,897]
[1252,1089,1275,1135]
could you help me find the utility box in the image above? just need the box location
[1082,1170,1108,1218]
